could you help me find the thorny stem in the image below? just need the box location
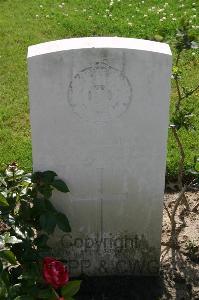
[175,51,181,66]
[170,186,187,232]
[174,77,183,113]
[163,180,196,247]
[163,187,187,247]
[174,49,199,112]
[164,185,194,247]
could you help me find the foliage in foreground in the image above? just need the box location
[0,162,81,299]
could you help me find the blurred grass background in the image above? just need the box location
[0,0,198,180]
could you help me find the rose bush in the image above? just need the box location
[0,163,81,299]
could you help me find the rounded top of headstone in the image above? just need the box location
[28,37,171,58]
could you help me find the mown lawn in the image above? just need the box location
[0,0,198,179]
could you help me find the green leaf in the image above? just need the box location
[4,232,20,245]
[52,179,70,193]
[0,250,17,265]
[5,169,14,177]
[19,200,31,220]
[31,172,43,183]
[1,268,10,286]
[0,176,7,187]
[38,185,53,199]
[15,169,24,176]
[38,288,57,299]
[0,193,9,207]
[39,212,56,234]
[42,171,57,184]
[44,198,56,212]
[56,212,71,232]
[61,280,82,297]
[33,198,46,214]
[8,284,22,298]
[0,279,7,298]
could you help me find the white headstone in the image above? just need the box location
[28,37,172,276]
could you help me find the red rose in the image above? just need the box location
[43,257,69,289]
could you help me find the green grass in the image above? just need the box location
[0,0,198,179]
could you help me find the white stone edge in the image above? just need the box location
[27,37,172,58]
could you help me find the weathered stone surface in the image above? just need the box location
[28,37,172,276]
